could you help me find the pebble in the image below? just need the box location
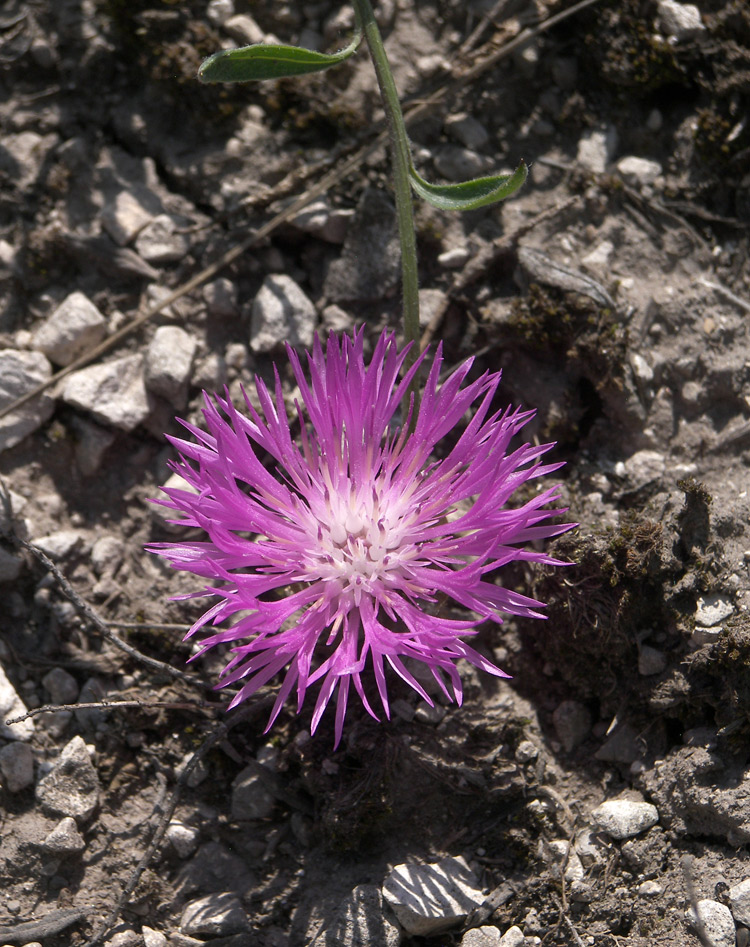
[71,416,116,477]
[309,883,400,947]
[638,880,664,897]
[250,274,316,353]
[101,190,156,246]
[382,855,484,936]
[203,278,238,319]
[103,931,140,947]
[576,126,618,173]
[515,740,539,763]
[591,799,659,839]
[444,113,489,150]
[657,0,705,39]
[552,700,592,751]
[36,735,100,822]
[0,741,34,791]
[547,840,585,882]
[231,762,276,820]
[32,292,107,367]
[165,821,199,858]
[594,723,640,764]
[581,240,614,271]
[638,644,667,676]
[0,664,35,740]
[135,213,191,264]
[224,13,265,45]
[290,199,354,244]
[180,892,250,937]
[438,247,470,268]
[0,547,23,582]
[695,593,734,627]
[613,449,665,490]
[0,349,55,452]
[685,899,736,947]
[460,926,503,946]
[144,325,197,408]
[42,816,86,853]
[32,529,84,561]
[206,0,234,26]
[433,145,487,182]
[616,156,662,187]
[730,878,750,926]
[414,702,447,724]
[90,535,123,577]
[151,472,200,531]
[141,927,168,947]
[62,354,151,431]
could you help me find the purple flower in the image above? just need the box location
[148,330,571,745]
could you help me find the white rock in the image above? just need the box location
[0,741,34,791]
[63,354,151,431]
[141,926,168,947]
[438,247,470,268]
[730,878,750,926]
[35,735,100,822]
[42,816,86,853]
[42,667,79,704]
[547,840,585,882]
[460,926,503,946]
[0,349,54,452]
[250,274,316,353]
[135,214,191,264]
[592,799,659,839]
[575,828,608,867]
[180,892,249,936]
[638,880,664,897]
[90,535,123,577]
[203,278,238,318]
[0,664,34,740]
[445,113,489,150]
[695,593,734,627]
[144,326,197,407]
[207,0,234,27]
[32,529,85,561]
[614,449,665,489]
[552,700,591,752]
[616,156,662,186]
[101,190,155,246]
[657,0,705,38]
[32,292,107,367]
[224,13,264,45]
[166,821,199,858]
[685,899,735,947]
[382,855,484,936]
[151,472,200,530]
[433,145,487,182]
[581,240,614,270]
[499,926,525,947]
[630,353,654,384]
[577,127,618,173]
[290,200,353,244]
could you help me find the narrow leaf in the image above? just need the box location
[408,160,528,211]
[198,32,361,83]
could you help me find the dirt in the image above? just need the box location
[0,0,749,945]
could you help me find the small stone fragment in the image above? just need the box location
[685,899,735,947]
[180,892,250,936]
[32,292,107,367]
[36,735,100,822]
[203,278,238,319]
[0,349,55,452]
[135,214,191,264]
[231,763,275,820]
[63,354,151,431]
[460,925,503,946]
[657,0,705,38]
[638,645,667,676]
[166,821,199,858]
[32,529,84,561]
[0,664,34,740]
[0,741,34,791]
[576,126,617,173]
[101,190,155,246]
[224,13,265,45]
[309,883,400,947]
[151,472,200,530]
[0,546,23,582]
[438,247,470,268]
[90,535,123,577]
[616,156,662,186]
[730,878,750,926]
[290,200,354,244]
[382,855,484,936]
[552,700,591,752]
[42,816,86,853]
[141,926,169,947]
[42,668,79,705]
[444,113,489,150]
[71,416,116,477]
[250,274,316,353]
[594,724,640,764]
[695,593,734,627]
[433,145,487,181]
[144,326,197,407]
[592,799,659,839]
[498,926,525,947]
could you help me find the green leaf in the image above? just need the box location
[198,32,362,83]
[408,160,528,211]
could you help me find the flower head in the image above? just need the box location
[149,330,571,745]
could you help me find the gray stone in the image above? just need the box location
[613,449,665,490]
[42,667,79,705]
[90,535,123,577]
[382,855,484,936]
[460,926,503,946]
[695,593,734,627]
[62,354,151,431]
[291,200,354,244]
[433,145,487,181]
[144,326,197,407]
[207,0,234,26]
[730,878,750,926]
[324,189,400,304]
[42,816,86,853]
[592,799,659,839]
[0,131,58,189]
[444,113,489,150]
[32,529,85,561]
[638,644,667,676]
[685,899,735,947]
[0,349,55,452]
[0,664,34,740]
[180,892,249,936]
[616,156,662,186]
[657,0,705,38]
[71,416,116,476]
[547,840,585,882]
[32,292,107,367]
[0,741,34,791]
[515,740,539,763]
[101,190,157,246]
[552,700,591,752]
[231,763,275,820]
[151,472,200,531]
[309,883,400,947]
[581,240,614,271]
[203,278,239,318]
[250,274,316,353]
[166,821,200,858]
[594,723,640,763]
[135,214,191,264]
[498,927,525,947]
[191,353,227,392]
[224,13,264,45]
[0,546,23,582]
[438,247,470,268]
[36,735,100,822]
[576,126,618,173]
[141,927,168,947]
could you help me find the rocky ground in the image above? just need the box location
[0,0,749,945]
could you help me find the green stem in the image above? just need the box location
[351,0,419,358]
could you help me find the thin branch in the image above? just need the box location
[7,697,221,725]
